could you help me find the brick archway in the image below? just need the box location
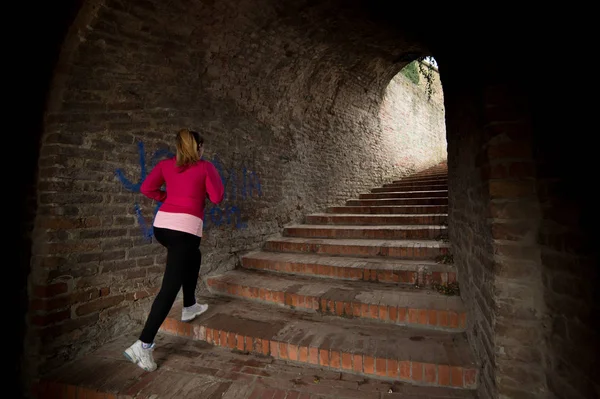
[21,2,597,399]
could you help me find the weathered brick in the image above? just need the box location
[31,310,70,326]
[101,259,137,273]
[78,228,129,239]
[75,295,125,316]
[492,222,534,241]
[47,241,102,255]
[33,283,69,298]
[489,180,534,199]
[31,288,101,312]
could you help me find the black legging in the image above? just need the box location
[140,227,201,344]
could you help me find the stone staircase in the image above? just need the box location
[159,163,479,391]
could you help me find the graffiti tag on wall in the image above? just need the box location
[206,156,262,230]
[115,141,173,241]
[115,141,262,240]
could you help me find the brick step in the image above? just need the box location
[328,205,448,214]
[359,190,448,200]
[160,298,478,389]
[263,237,450,259]
[400,174,447,180]
[346,197,448,206]
[399,170,447,176]
[34,334,477,399]
[371,184,448,193]
[242,251,456,286]
[384,180,448,188]
[207,270,466,332]
[306,213,448,225]
[391,177,447,184]
[283,224,447,240]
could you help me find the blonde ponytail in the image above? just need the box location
[175,129,203,167]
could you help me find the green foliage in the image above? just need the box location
[400,57,437,100]
[431,281,460,296]
[435,253,454,265]
[417,56,436,100]
[401,61,420,84]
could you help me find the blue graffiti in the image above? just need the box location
[211,157,262,202]
[115,142,263,237]
[204,155,262,229]
[115,141,174,241]
[205,204,247,229]
[134,203,161,240]
[115,142,147,192]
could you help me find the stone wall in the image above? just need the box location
[380,63,446,175]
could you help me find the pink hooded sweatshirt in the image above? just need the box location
[140,158,224,237]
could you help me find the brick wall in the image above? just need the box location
[443,49,598,398]
[442,55,548,398]
[531,86,598,399]
[27,0,445,376]
[444,74,500,399]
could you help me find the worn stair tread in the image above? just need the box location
[391,179,448,184]
[363,190,448,194]
[243,251,452,272]
[266,237,450,248]
[360,192,448,198]
[330,205,449,209]
[349,197,448,201]
[385,182,448,187]
[371,187,448,193]
[285,224,447,230]
[347,198,448,206]
[328,205,448,214]
[309,213,449,218]
[167,297,478,368]
[39,334,477,398]
[208,269,464,312]
[399,176,447,180]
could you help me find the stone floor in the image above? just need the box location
[34,333,477,398]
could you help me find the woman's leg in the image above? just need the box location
[182,239,201,307]
[139,228,196,344]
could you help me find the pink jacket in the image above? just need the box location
[140,158,224,219]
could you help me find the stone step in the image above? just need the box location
[359,190,448,200]
[159,298,478,389]
[207,270,466,332]
[346,197,448,206]
[306,213,448,225]
[371,184,448,193]
[35,333,477,398]
[241,251,456,286]
[328,205,448,214]
[263,237,450,259]
[283,224,447,240]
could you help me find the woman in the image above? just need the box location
[124,129,224,372]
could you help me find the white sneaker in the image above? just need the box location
[124,340,157,372]
[182,303,208,322]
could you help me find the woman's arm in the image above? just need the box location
[205,162,225,204]
[140,162,167,202]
